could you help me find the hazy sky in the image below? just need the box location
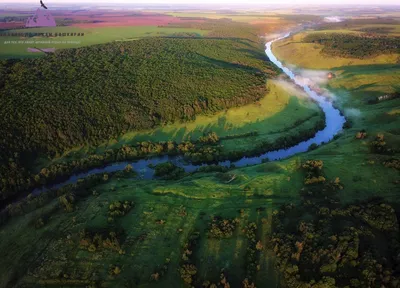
[2,0,399,5]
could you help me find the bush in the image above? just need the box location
[308,143,318,151]
[209,217,238,238]
[108,200,133,221]
[153,162,185,180]
[59,193,75,212]
[180,264,197,284]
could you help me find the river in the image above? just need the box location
[32,32,346,195]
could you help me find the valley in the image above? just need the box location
[0,5,399,288]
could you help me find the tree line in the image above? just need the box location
[304,33,400,58]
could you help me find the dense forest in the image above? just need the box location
[0,36,277,202]
[303,33,400,58]
[161,18,264,42]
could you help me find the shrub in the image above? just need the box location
[199,132,219,144]
[79,229,123,252]
[108,265,121,276]
[383,158,400,170]
[59,193,75,212]
[209,217,239,238]
[180,264,197,284]
[308,143,318,151]
[153,162,185,180]
[108,200,133,220]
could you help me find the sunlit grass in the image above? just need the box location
[272,30,400,69]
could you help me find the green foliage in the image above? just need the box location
[58,193,75,212]
[308,143,318,151]
[33,216,45,229]
[180,264,197,284]
[383,158,400,170]
[79,229,124,253]
[208,217,238,238]
[153,162,185,180]
[370,133,394,154]
[108,264,121,276]
[302,160,326,185]
[303,33,400,58]
[272,189,400,288]
[108,200,133,222]
[243,222,260,280]
[180,231,200,285]
[164,18,269,43]
[199,132,219,144]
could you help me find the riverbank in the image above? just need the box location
[270,26,400,205]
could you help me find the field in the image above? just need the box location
[0,26,209,58]
[273,25,400,69]
[275,23,400,204]
[0,9,299,59]
[0,158,303,287]
[165,12,286,24]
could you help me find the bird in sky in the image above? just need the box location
[40,0,48,9]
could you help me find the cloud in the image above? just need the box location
[344,108,362,117]
[273,78,308,99]
[292,69,332,87]
[324,16,344,23]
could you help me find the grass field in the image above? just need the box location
[165,12,280,21]
[298,59,400,204]
[0,26,209,58]
[2,127,399,286]
[272,29,400,69]
[0,156,303,287]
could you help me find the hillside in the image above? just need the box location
[0,37,277,201]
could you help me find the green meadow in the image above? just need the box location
[270,24,399,204]
[0,26,208,58]
[0,156,303,287]
[165,12,281,22]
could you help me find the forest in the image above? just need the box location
[271,160,400,288]
[303,33,400,58]
[161,18,265,42]
[0,35,277,202]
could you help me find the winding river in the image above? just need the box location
[32,33,346,195]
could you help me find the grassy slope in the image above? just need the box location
[272,30,399,69]
[48,80,322,168]
[317,63,400,204]
[0,26,209,58]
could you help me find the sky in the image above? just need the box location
[1,0,399,5]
